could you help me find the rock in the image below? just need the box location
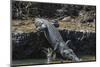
[12,30,96,60]
[61,16,71,22]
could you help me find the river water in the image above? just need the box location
[12,56,96,66]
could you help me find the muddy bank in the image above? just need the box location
[12,29,96,60]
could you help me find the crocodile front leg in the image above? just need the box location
[42,48,55,63]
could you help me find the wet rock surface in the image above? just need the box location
[12,30,96,60]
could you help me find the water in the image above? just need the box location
[12,59,47,66]
[12,56,96,66]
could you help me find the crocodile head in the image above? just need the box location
[63,49,81,62]
[60,42,81,62]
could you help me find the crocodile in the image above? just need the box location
[35,18,81,63]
